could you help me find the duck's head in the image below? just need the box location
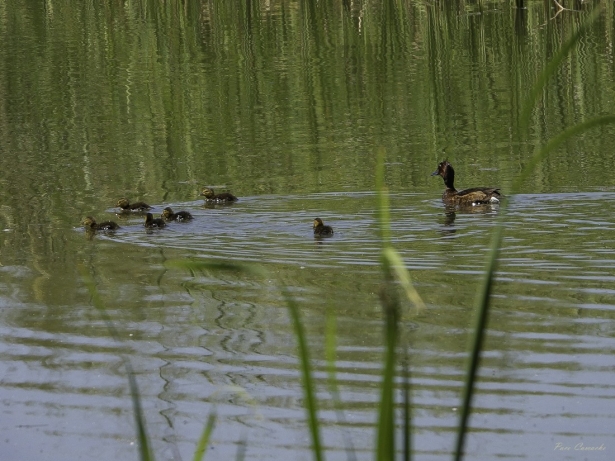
[431,160,454,186]
[82,216,96,227]
[313,218,324,228]
[200,187,215,198]
[145,213,154,223]
[116,198,130,208]
[161,207,174,219]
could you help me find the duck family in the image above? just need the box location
[82,164,500,237]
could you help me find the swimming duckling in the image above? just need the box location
[161,207,193,221]
[82,216,119,231]
[116,198,152,211]
[431,160,501,206]
[313,218,334,236]
[144,213,166,228]
[200,187,238,202]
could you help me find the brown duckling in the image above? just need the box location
[116,198,152,211]
[313,218,334,236]
[82,216,119,231]
[161,207,193,222]
[431,160,501,206]
[144,212,166,228]
[200,187,238,202]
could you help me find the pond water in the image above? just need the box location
[1,1,615,460]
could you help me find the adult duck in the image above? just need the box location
[431,160,500,206]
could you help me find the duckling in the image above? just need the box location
[313,218,334,236]
[82,216,119,231]
[431,160,501,206]
[116,198,152,211]
[144,213,166,228]
[200,187,238,202]
[161,207,193,222]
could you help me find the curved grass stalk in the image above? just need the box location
[454,38,614,461]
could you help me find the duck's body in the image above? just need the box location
[432,160,500,206]
[313,218,334,236]
[116,198,152,211]
[200,187,238,202]
[82,216,119,231]
[144,213,166,228]
[162,207,193,221]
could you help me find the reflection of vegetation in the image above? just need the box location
[0,1,613,229]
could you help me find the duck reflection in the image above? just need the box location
[441,210,457,235]
[439,203,499,236]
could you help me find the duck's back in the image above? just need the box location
[450,187,501,205]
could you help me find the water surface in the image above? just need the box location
[1,1,615,460]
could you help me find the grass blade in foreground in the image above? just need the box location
[325,311,358,461]
[375,148,397,460]
[283,287,324,461]
[193,412,217,461]
[79,266,154,461]
[454,12,607,458]
[375,147,422,461]
[453,113,615,461]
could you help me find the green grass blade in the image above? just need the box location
[325,311,358,461]
[125,361,155,461]
[235,431,247,461]
[79,266,154,461]
[453,220,504,461]
[454,110,615,461]
[519,9,600,131]
[283,287,324,461]
[375,147,398,461]
[376,280,398,461]
[401,348,412,461]
[513,115,615,193]
[193,412,217,461]
[382,247,425,313]
[376,147,391,245]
